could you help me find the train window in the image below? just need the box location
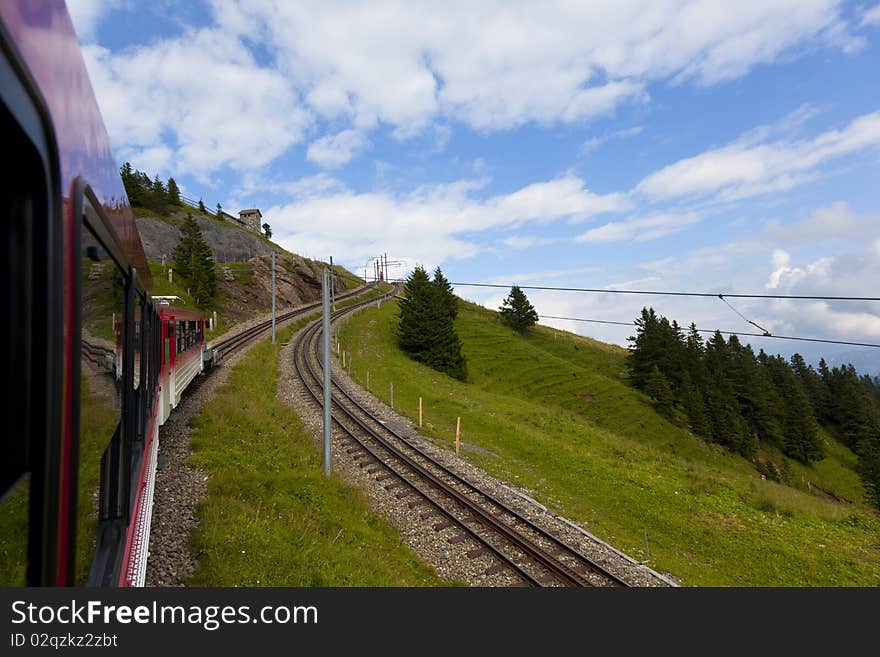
[0,78,48,585]
[78,224,125,584]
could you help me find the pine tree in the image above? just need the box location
[645,365,674,415]
[262,223,272,239]
[198,198,206,213]
[704,331,755,457]
[397,266,467,380]
[172,213,216,305]
[167,177,181,205]
[432,267,458,320]
[499,285,539,333]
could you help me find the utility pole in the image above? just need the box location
[322,268,332,477]
[271,251,276,343]
[330,255,336,310]
[384,252,388,282]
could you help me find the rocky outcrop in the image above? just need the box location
[135,213,275,263]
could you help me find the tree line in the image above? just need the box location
[120,162,187,215]
[628,307,880,508]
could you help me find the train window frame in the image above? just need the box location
[0,16,63,585]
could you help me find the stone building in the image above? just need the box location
[239,208,262,233]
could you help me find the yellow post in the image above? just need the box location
[455,417,460,454]
[341,350,346,368]
[419,397,423,428]
[366,370,370,390]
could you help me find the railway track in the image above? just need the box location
[291,290,631,587]
[210,283,377,361]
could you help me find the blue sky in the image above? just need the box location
[69,1,880,370]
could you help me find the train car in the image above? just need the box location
[0,1,205,586]
[157,305,206,424]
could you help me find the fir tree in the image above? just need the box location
[432,267,458,320]
[167,177,181,205]
[262,223,272,239]
[499,285,539,333]
[198,198,206,213]
[645,365,674,415]
[172,213,216,305]
[397,266,467,380]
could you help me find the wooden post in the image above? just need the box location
[390,382,394,409]
[419,397,423,428]
[455,417,461,454]
[341,350,346,368]
[366,370,370,390]
[348,351,352,373]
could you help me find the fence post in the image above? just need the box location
[419,397,423,428]
[455,417,461,454]
[390,382,394,409]
[366,370,370,390]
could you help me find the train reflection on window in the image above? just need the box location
[79,224,124,584]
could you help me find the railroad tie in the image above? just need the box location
[483,563,507,576]
[466,547,487,559]
[447,534,468,544]
[432,520,454,531]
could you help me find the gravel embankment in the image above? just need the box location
[277,306,680,587]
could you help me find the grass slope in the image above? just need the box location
[337,301,880,586]
[186,317,445,586]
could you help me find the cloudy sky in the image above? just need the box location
[68,0,880,370]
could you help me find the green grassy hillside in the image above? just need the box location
[337,300,880,586]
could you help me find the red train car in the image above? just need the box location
[0,1,205,586]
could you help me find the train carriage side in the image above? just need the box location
[0,0,204,587]
[157,305,206,424]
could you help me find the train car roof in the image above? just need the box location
[0,1,153,289]
[157,305,205,321]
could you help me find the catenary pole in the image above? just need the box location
[322,268,332,476]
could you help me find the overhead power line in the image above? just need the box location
[717,295,771,335]
[537,315,880,349]
[451,282,880,302]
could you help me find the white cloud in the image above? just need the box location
[66,0,121,40]
[485,266,600,285]
[76,1,868,182]
[576,211,702,243]
[765,201,880,245]
[80,29,310,180]
[500,235,559,250]
[636,111,880,201]
[762,247,880,339]
[582,125,644,153]
[210,0,859,135]
[267,175,625,269]
[306,130,371,168]
[861,4,880,26]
